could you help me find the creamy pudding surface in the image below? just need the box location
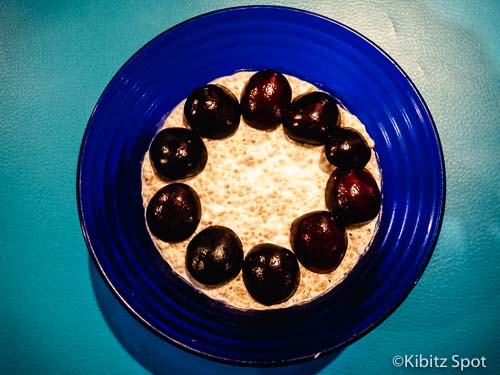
[141,71,381,310]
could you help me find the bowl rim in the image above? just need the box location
[76,4,446,366]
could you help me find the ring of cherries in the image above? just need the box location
[146,70,381,306]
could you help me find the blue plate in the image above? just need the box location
[77,6,445,365]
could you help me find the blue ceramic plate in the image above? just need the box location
[77,6,445,365]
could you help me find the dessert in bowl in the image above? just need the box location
[77,6,444,364]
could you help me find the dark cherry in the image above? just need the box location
[325,169,381,225]
[184,84,241,139]
[146,183,201,242]
[240,70,292,130]
[283,91,340,145]
[290,211,347,273]
[149,127,207,180]
[325,127,371,170]
[186,226,243,286]
[242,243,300,305]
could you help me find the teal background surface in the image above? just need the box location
[1,0,499,374]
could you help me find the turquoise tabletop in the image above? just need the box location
[1,0,499,374]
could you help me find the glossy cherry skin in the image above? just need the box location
[146,183,201,242]
[325,127,371,170]
[242,243,300,306]
[184,84,241,139]
[240,70,292,130]
[283,91,340,145]
[290,211,347,273]
[149,127,207,180]
[325,169,381,225]
[186,226,243,286]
